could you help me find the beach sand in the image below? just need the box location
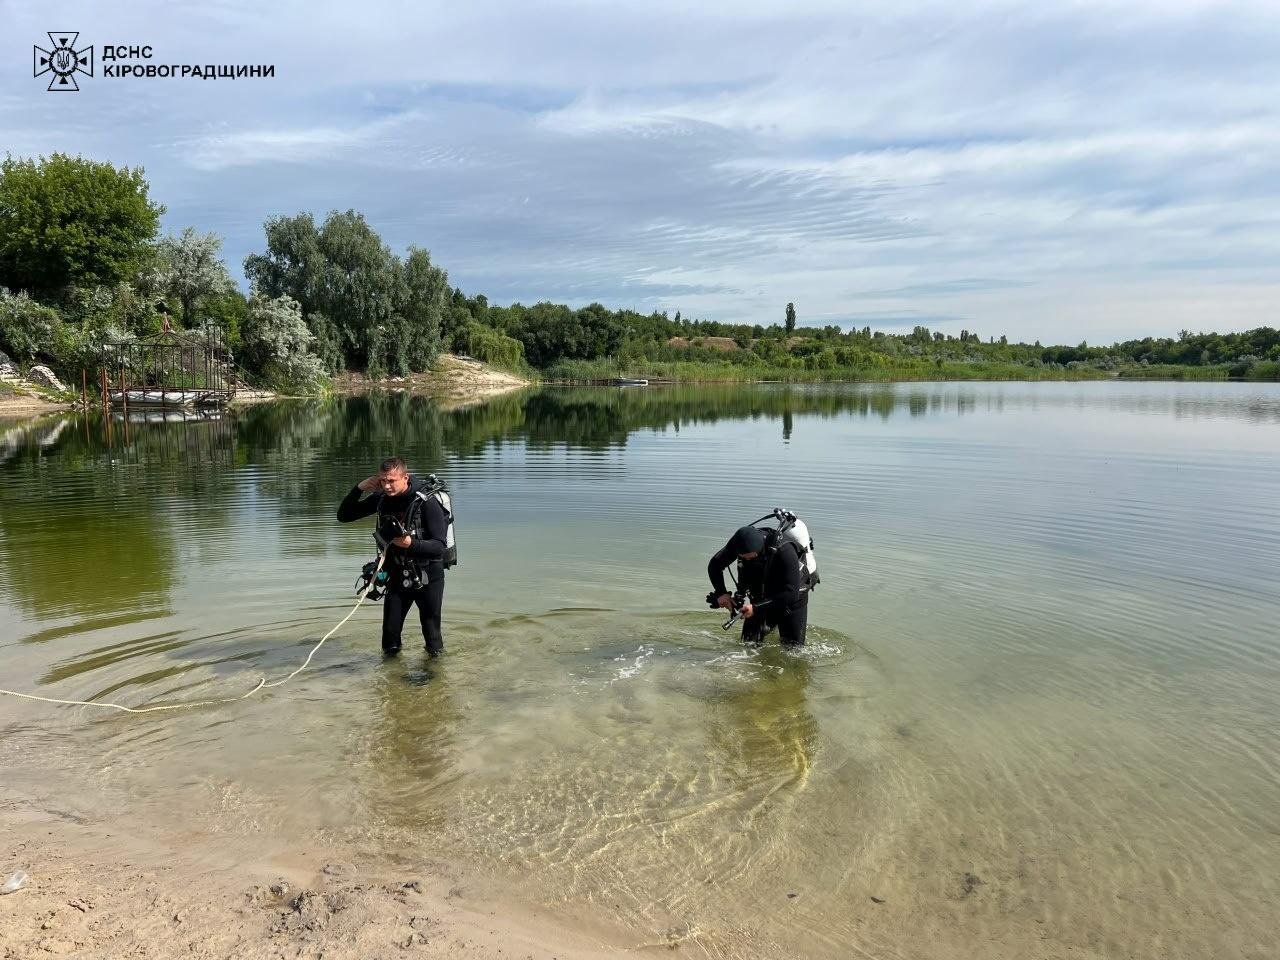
[330,355,530,407]
[1,798,631,960]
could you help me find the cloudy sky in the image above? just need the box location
[3,0,1278,343]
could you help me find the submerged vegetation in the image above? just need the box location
[1,153,1277,392]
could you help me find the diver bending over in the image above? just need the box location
[708,524,811,647]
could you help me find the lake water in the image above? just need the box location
[2,381,1277,959]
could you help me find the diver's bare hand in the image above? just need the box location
[740,602,754,619]
[716,593,734,610]
[357,475,380,492]
[391,534,412,548]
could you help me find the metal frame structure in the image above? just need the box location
[98,328,236,408]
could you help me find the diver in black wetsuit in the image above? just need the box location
[337,457,451,656]
[708,525,810,647]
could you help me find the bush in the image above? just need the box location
[542,358,620,381]
[1228,355,1261,378]
[457,321,525,370]
[0,288,64,364]
[60,283,162,338]
[804,349,838,370]
[790,339,824,358]
[240,292,326,392]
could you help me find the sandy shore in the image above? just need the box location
[0,797,630,960]
[1,355,527,423]
[0,392,68,418]
[332,355,530,407]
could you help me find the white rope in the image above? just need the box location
[0,553,386,714]
[259,551,385,690]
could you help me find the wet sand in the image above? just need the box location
[0,795,630,960]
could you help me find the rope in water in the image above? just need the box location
[0,553,386,714]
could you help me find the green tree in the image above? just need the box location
[575,303,624,359]
[510,301,577,367]
[0,153,164,296]
[785,302,796,336]
[240,291,325,391]
[152,227,234,325]
[244,210,446,378]
[203,288,250,350]
[442,287,472,350]
[400,246,447,370]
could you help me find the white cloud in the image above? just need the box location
[178,125,373,171]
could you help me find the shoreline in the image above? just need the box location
[330,354,531,408]
[0,794,631,960]
[8,363,1266,422]
[0,355,531,422]
[0,393,70,419]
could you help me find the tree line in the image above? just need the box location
[2,153,1277,390]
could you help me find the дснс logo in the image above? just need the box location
[34,32,93,92]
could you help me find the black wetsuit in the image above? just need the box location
[337,478,449,655]
[708,528,810,647]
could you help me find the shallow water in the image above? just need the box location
[2,382,1278,959]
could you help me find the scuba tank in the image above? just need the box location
[776,512,819,586]
[420,475,458,569]
[754,507,819,588]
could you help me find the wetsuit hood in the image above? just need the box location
[730,525,766,556]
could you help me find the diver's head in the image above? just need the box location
[730,525,766,560]
[377,457,410,496]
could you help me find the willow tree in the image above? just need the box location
[152,227,234,324]
[244,210,446,377]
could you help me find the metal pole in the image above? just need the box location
[102,365,112,448]
[81,368,88,412]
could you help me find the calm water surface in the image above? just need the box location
[1,381,1277,959]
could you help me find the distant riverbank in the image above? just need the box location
[538,358,1269,384]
